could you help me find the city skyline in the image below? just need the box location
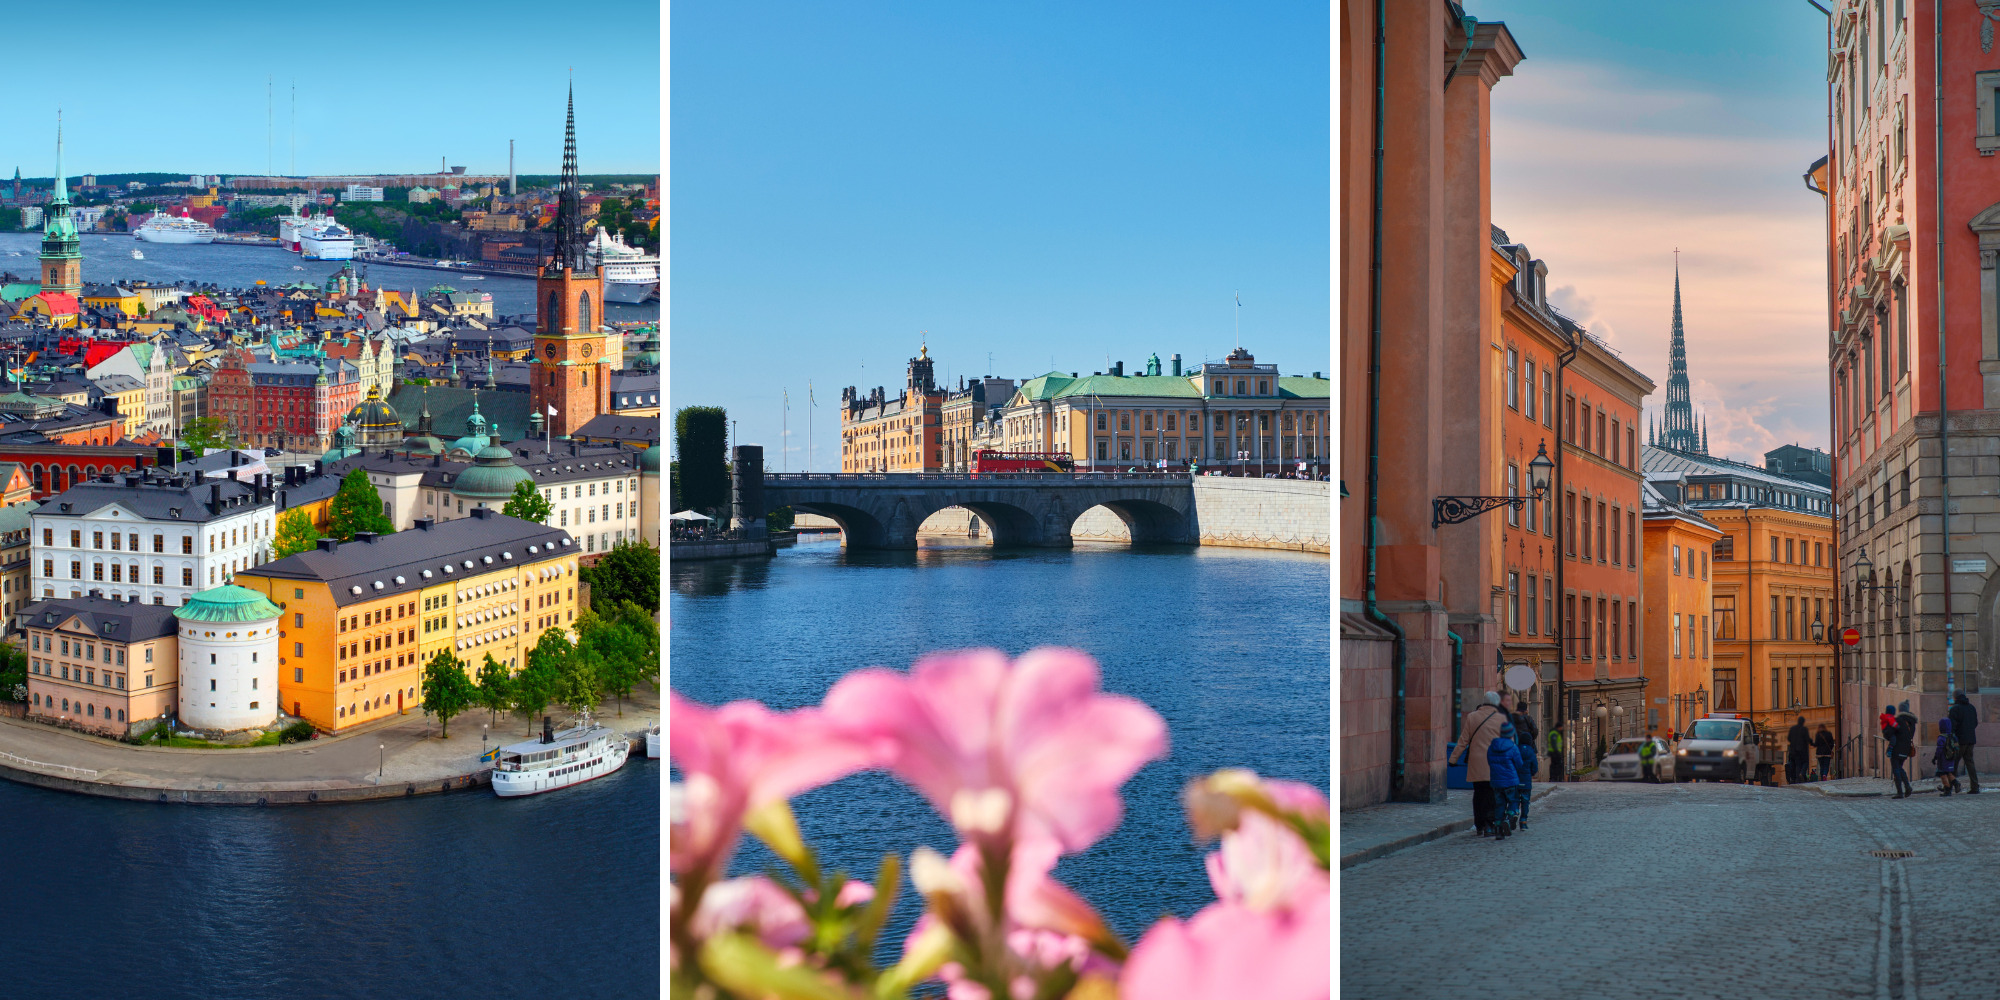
[4,0,659,177]
[670,1,1328,470]
[1481,0,1829,463]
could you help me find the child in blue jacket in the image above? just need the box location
[1514,737,1538,831]
[1487,722,1522,839]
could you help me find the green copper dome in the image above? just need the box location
[347,384,403,449]
[321,422,361,464]
[174,585,282,624]
[640,444,662,473]
[452,425,534,501]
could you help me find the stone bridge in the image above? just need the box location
[761,472,1197,550]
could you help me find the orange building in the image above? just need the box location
[1640,482,1723,741]
[841,346,945,473]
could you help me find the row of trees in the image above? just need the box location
[673,405,728,519]
[419,600,659,738]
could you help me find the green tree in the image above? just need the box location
[552,625,600,717]
[328,468,396,540]
[582,601,658,715]
[272,508,323,559]
[178,416,237,454]
[475,653,513,727]
[673,405,729,519]
[501,479,553,524]
[0,645,26,703]
[579,540,658,613]
[421,650,476,738]
[512,631,563,733]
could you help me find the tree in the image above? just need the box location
[583,601,658,715]
[421,650,475,739]
[272,508,323,559]
[179,416,237,454]
[501,479,552,524]
[673,405,729,519]
[555,633,600,718]
[475,653,512,727]
[328,468,396,540]
[512,631,563,733]
[579,540,658,613]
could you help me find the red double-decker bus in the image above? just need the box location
[971,450,1074,476]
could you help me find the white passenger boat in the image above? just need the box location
[129,248,143,259]
[134,209,219,244]
[586,227,660,304]
[646,724,660,758]
[490,716,629,797]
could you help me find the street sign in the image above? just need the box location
[1504,664,1537,691]
[1841,627,1861,646]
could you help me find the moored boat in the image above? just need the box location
[491,715,629,796]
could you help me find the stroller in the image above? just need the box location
[1935,719,1962,796]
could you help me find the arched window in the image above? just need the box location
[546,292,560,332]
[578,292,593,333]
[68,465,81,489]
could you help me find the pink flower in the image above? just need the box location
[669,692,877,876]
[833,880,875,909]
[1205,811,1327,913]
[823,648,1167,853]
[1119,892,1330,1000]
[688,876,811,949]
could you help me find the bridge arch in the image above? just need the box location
[955,499,1063,548]
[1072,497,1195,546]
[786,501,892,550]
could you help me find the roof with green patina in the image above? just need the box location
[1277,376,1330,399]
[174,585,283,623]
[1,284,41,304]
[1050,374,1204,401]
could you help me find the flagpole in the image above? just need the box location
[808,380,815,474]
[782,388,788,473]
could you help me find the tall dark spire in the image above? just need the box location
[1661,253,1703,454]
[546,82,589,275]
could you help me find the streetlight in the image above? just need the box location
[378,743,385,785]
[1434,440,1554,527]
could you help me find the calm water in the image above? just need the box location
[4,761,659,999]
[670,537,1330,945]
[0,232,658,324]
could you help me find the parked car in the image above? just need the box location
[1598,737,1669,781]
[1672,714,1761,782]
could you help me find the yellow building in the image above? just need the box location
[231,509,581,733]
[92,375,147,439]
[80,284,141,319]
[1641,483,1724,739]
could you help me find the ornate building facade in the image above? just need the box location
[528,86,612,440]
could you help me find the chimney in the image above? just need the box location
[156,445,175,468]
[1111,361,1124,377]
[193,469,205,485]
[470,506,494,520]
[541,715,554,745]
[230,452,242,467]
[1171,354,1182,377]
[209,483,222,515]
[226,469,238,482]
[354,531,378,543]
[414,517,435,531]
[124,475,138,488]
[316,537,339,553]
[313,460,323,477]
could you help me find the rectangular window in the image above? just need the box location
[1786,538,1795,563]
[1714,595,1736,639]
[1610,419,1620,465]
[1544,587,1554,638]
[1523,361,1536,420]
[1565,396,1576,443]
[1787,597,1796,640]
[1977,70,2000,152]
[1611,601,1622,656]
[1566,493,1577,556]
[1525,576,1538,634]
[1771,536,1780,563]
[1701,615,1710,658]
[1672,612,1681,657]
[1701,551,1709,580]
[1771,596,1781,640]
[1565,595,1576,658]
[1506,465,1519,526]
[1507,573,1520,634]
[1672,544,1682,575]
[1542,372,1553,428]
[1596,598,1607,659]
[1595,411,1606,454]
[1595,502,1606,561]
[1773,669,1782,712]
[1506,349,1519,409]
[1714,669,1738,711]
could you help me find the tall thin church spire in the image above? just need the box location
[1661,251,1703,454]
[547,79,588,274]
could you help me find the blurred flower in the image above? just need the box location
[1119,892,1330,1000]
[1205,811,1327,913]
[1182,769,1331,867]
[823,647,1166,854]
[689,876,810,950]
[669,692,877,877]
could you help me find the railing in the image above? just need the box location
[0,750,98,780]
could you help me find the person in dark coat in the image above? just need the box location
[1949,691,1981,794]
[1891,709,1919,799]
[1935,719,1961,796]
[1786,717,1811,785]
[1814,724,1835,781]
[1450,692,1509,836]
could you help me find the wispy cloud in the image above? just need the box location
[1491,59,1829,463]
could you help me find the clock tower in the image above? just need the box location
[39,114,81,297]
[530,84,610,439]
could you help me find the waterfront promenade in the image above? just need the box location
[0,687,659,804]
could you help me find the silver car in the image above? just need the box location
[1598,737,1671,781]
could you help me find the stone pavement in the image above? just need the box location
[0,686,658,799]
[1342,780,2000,999]
[1340,784,1560,869]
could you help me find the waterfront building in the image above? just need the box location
[38,119,80,299]
[841,346,944,472]
[231,509,580,733]
[1644,446,1835,755]
[1339,1,1523,807]
[30,469,280,606]
[529,86,613,439]
[940,376,1015,473]
[1819,0,2000,764]
[1640,477,1723,742]
[174,586,282,731]
[20,594,180,737]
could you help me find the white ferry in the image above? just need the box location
[278,213,310,251]
[490,716,629,797]
[586,227,660,304]
[129,248,144,260]
[299,220,355,261]
[134,209,218,244]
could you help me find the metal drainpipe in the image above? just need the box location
[1448,629,1465,745]
[1934,0,1954,699]
[1364,0,1410,801]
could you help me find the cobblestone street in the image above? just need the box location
[1342,781,1999,999]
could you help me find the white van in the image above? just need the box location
[1672,714,1761,782]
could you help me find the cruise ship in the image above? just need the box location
[586,227,659,303]
[299,219,355,261]
[278,213,311,251]
[133,209,218,244]
[490,716,630,797]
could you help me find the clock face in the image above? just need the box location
[544,343,556,359]
[581,344,593,358]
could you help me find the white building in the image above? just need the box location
[344,184,385,202]
[19,207,42,229]
[174,585,281,731]
[32,470,283,607]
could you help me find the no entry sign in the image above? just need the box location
[1842,627,1861,646]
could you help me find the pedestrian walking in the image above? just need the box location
[1787,717,1811,785]
[1487,721,1523,840]
[1890,708,1919,799]
[1814,724,1835,782]
[1949,691,1981,794]
[1639,727,1659,783]
[1515,732,1538,831]
[1935,718,1962,796]
[1449,692,1509,836]
[1547,727,1565,783]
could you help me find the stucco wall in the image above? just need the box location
[1190,477,1330,553]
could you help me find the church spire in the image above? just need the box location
[1661,252,1702,454]
[547,80,589,275]
[52,112,68,207]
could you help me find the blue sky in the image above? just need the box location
[671,2,1329,471]
[1475,0,1832,461]
[3,0,658,178]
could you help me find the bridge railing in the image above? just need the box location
[764,471,1195,483]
